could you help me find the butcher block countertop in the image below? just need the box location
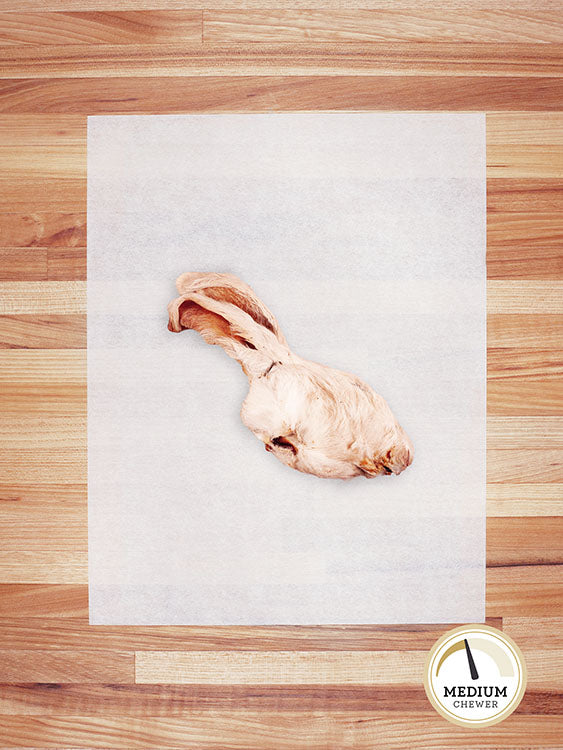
[0,4,561,748]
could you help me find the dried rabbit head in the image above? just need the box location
[168,272,413,480]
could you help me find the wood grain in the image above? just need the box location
[0,583,88,618]
[0,212,86,247]
[486,417,563,447]
[0,713,561,749]
[2,43,563,78]
[487,484,563,516]
[487,381,562,416]
[488,178,563,212]
[136,648,563,687]
[1,76,562,114]
[138,651,429,685]
[0,683,560,716]
[0,11,202,46]
[1,0,562,9]
[486,583,563,617]
[503,617,563,648]
[0,619,503,653]
[203,10,563,44]
[0,314,85,347]
[0,650,135,683]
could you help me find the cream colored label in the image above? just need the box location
[424,624,527,728]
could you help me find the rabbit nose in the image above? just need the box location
[388,434,414,475]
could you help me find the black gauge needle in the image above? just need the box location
[464,638,479,680]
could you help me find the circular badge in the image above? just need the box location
[423,624,526,728]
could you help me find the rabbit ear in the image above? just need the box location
[174,273,288,348]
[168,277,289,378]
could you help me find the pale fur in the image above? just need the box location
[168,272,413,480]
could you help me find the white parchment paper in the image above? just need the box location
[87,113,486,624]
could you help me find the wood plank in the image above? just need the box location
[1,0,561,9]
[0,619,501,653]
[0,448,85,481]
[1,42,563,78]
[47,246,86,280]
[0,482,85,504]
[0,584,87,618]
[487,417,563,448]
[487,582,563,617]
[487,484,563,516]
[0,350,85,416]
[0,683,556,716]
[0,11,201,46]
[487,349,562,380]
[0,684,449,715]
[0,650,134,683]
[0,118,84,179]
[487,450,562,482]
[0,416,86,448]
[487,113,563,145]
[0,387,84,416]
[0,247,47,280]
[0,282,85,313]
[488,315,562,348]
[134,650,423,684]
[0,247,88,281]
[487,564,562,584]
[0,248,85,282]
[487,518,563,566]
[488,145,563,178]
[138,648,563,688]
[487,246,563,280]
[487,282,563,313]
[0,350,84,381]
[0,684,432,715]
[504,617,563,649]
[0,713,561,749]
[0,212,85,247]
[487,179,563,213]
[0,177,85,211]
[0,351,85,418]
[0,113,83,144]
[204,9,563,44]
[516,651,563,689]
[488,212,563,253]
[488,380,563,416]
[0,516,86,550]
[0,314,85,348]
[1,77,562,114]
[0,551,86,583]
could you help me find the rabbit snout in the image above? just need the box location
[357,431,414,478]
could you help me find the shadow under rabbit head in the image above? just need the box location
[168,272,413,481]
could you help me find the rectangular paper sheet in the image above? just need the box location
[87,113,486,624]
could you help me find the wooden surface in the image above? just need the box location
[0,4,562,748]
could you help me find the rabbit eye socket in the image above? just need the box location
[272,436,297,454]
